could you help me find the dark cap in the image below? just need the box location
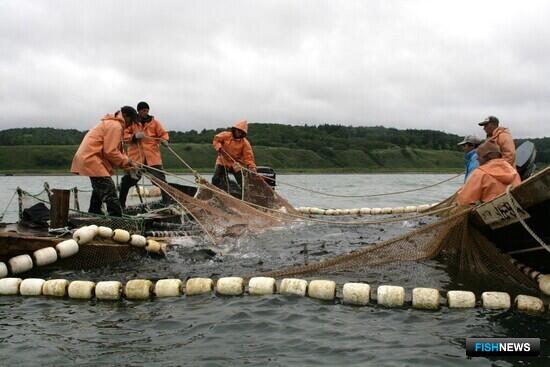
[478,116,499,126]
[137,101,150,111]
[120,106,138,122]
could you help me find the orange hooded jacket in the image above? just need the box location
[488,127,516,166]
[124,117,169,166]
[71,113,130,177]
[213,120,256,171]
[457,158,521,205]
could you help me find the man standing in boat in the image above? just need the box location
[457,135,481,182]
[457,140,520,205]
[478,116,516,167]
[118,101,170,208]
[211,120,257,192]
[71,107,138,217]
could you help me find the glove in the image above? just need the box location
[248,166,257,173]
[134,131,145,140]
[127,158,136,168]
[232,162,242,172]
[161,139,169,147]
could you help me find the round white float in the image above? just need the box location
[447,290,476,308]
[124,279,153,300]
[359,208,371,215]
[216,277,244,296]
[67,281,95,299]
[154,279,182,297]
[514,295,544,313]
[20,278,45,296]
[130,234,147,248]
[377,285,405,307]
[145,239,167,255]
[113,229,131,243]
[279,278,308,297]
[350,208,360,215]
[0,262,8,278]
[371,208,382,215]
[185,278,214,296]
[95,281,122,300]
[325,209,335,216]
[73,226,95,245]
[412,288,440,310]
[33,247,58,266]
[88,225,99,237]
[417,204,431,212]
[342,283,370,305]
[8,254,33,274]
[538,274,550,296]
[0,277,22,295]
[481,291,511,310]
[392,207,405,214]
[98,226,113,238]
[381,207,393,215]
[248,277,276,295]
[405,206,417,213]
[42,279,69,297]
[55,239,79,258]
[307,280,336,301]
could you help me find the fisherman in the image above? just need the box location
[211,119,256,191]
[118,101,170,208]
[71,107,138,217]
[478,116,516,167]
[457,135,481,182]
[456,140,521,205]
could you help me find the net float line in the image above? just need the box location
[296,203,438,216]
[0,276,546,314]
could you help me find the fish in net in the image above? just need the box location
[255,208,537,290]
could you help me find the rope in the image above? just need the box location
[139,163,457,226]
[0,190,17,221]
[505,186,550,254]
[219,147,462,198]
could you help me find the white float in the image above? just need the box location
[216,277,244,296]
[112,229,131,243]
[514,295,544,313]
[0,277,22,295]
[481,292,511,310]
[0,262,8,278]
[98,226,113,238]
[88,225,99,237]
[185,278,214,296]
[538,274,550,296]
[95,281,122,300]
[124,279,153,300]
[325,209,335,216]
[20,278,45,296]
[68,281,95,299]
[359,208,371,215]
[73,226,95,245]
[154,279,182,297]
[33,247,58,266]
[341,209,351,215]
[377,285,405,307]
[145,240,167,255]
[248,277,276,295]
[392,207,405,214]
[350,208,360,215]
[279,278,308,296]
[42,279,69,297]
[371,208,382,215]
[8,254,33,274]
[55,239,79,258]
[307,280,336,301]
[412,288,440,310]
[342,283,370,305]
[381,207,393,215]
[417,204,431,212]
[447,290,476,308]
[130,234,147,247]
[404,206,417,213]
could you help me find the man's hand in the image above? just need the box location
[248,166,257,173]
[134,131,145,140]
[232,162,242,172]
[161,139,169,147]
[128,158,137,168]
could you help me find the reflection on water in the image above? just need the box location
[0,174,548,366]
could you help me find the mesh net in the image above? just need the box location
[256,208,537,290]
[242,171,298,215]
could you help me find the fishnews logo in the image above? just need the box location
[466,338,540,357]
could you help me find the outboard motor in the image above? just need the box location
[256,166,276,187]
[515,141,536,180]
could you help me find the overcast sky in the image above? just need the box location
[1,0,549,138]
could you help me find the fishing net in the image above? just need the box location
[148,175,290,241]
[242,171,298,214]
[257,208,537,289]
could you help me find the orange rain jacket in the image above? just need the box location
[456,158,521,205]
[213,120,256,172]
[124,117,169,166]
[488,127,516,166]
[71,112,130,177]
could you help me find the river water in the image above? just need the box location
[0,174,548,366]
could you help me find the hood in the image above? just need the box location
[480,158,518,185]
[232,119,248,134]
[101,112,125,125]
[491,127,511,139]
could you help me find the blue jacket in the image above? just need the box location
[464,149,479,182]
